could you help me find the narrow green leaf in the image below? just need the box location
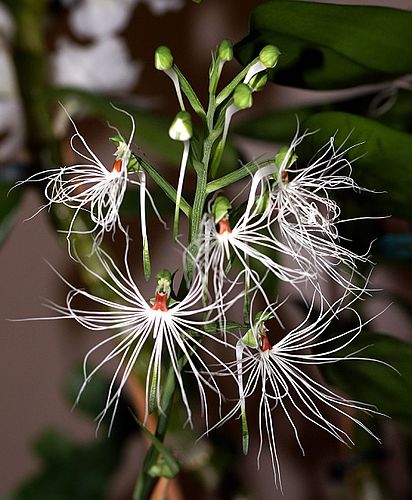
[131,413,180,478]
[173,65,206,120]
[235,1,412,90]
[136,157,192,218]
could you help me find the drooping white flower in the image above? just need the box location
[210,289,387,489]
[52,36,141,93]
[42,244,240,432]
[15,107,137,253]
[243,129,375,294]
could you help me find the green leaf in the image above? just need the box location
[297,111,412,219]
[234,107,312,144]
[321,332,412,431]
[131,413,180,478]
[235,1,412,90]
[0,183,23,247]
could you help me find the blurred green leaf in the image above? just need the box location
[131,413,180,479]
[321,332,412,431]
[6,431,125,500]
[235,1,412,90]
[296,111,412,219]
[0,183,23,247]
[7,367,136,500]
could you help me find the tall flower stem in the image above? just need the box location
[133,363,178,499]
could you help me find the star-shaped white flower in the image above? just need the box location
[42,244,241,432]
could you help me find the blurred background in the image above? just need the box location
[1,0,412,499]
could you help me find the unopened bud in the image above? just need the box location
[218,39,233,62]
[234,83,253,109]
[212,195,231,223]
[248,72,268,92]
[169,111,193,141]
[259,45,280,69]
[156,269,172,296]
[155,46,173,71]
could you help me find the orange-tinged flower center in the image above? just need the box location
[261,335,272,352]
[218,217,232,235]
[151,291,169,312]
[112,159,122,173]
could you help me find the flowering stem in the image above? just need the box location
[133,362,178,499]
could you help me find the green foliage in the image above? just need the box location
[235,0,412,90]
[321,332,412,432]
[6,367,136,500]
[297,112,412,219]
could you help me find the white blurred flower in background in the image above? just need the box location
[52,36,142,93]
[0,5,24,163]
[144,0,184,15]
[67,0,139,40]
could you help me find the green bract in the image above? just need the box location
[212,195,232,223]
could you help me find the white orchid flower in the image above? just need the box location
[209,288,388,490]
[37,243,241,433]
[243,129,375,295]
[15,107,138,254]
[196,195,314,326]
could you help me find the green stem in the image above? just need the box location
[132,363,177,499]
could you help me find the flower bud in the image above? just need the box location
[168,111,193,141]
[212,195,231,223]
[156,269,172,297]
[259,45,280,69]
[248,72,268,92]
[218,39,233,62]
[155,46,173,71]
[234,83,253,109]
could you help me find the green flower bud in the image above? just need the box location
[155,46,173,71]
[234,83,253,109]
[259,45,281,69]
[212,195,231,223]
[168,111,193,141]
[218,39,233,62]
[156,269,173,296]
[242,328,259,348]
[248,72,268,92]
